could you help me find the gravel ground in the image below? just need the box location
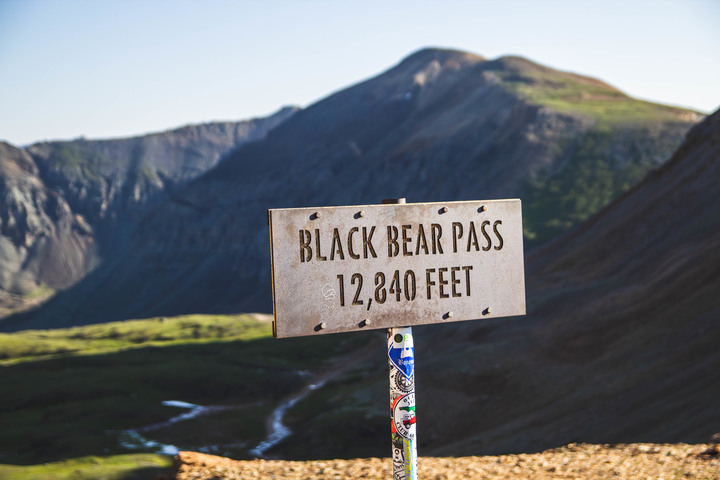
[169,443,720,479]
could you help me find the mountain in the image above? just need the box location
[0,107,298,316]
[0,47,701,330]
[262,108,720,459]
[26,109,298,228]
[422,107,720,455]
[0,142,89,314]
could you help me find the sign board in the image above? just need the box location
[268,200,525,338]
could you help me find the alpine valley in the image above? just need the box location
[1,48,718,470]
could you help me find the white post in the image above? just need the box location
[382,198,417,480]
[387,326,417,480]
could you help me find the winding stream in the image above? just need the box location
[118,400,202,455]
[249,378,327,457]
[117,345,375,457]
[249,342,376,457]
[115,378,325,458]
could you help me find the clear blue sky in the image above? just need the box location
[1,0,718,146]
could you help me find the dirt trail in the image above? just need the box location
[168,443,720,480]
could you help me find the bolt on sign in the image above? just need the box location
[268,200,525,338]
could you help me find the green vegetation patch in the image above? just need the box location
[47,143,108,184]
[521,123,688,248]
[522,130,650,245]
[493,58,696,125]
[0,314,270,364]
[135,163,162,185]
[23,284,56,300]
[0,314,371,465]
[483,57,700,248]
[0,454,171,480]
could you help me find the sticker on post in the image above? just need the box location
[388,336,414,379]
[392,393,416,439]
[390,368,414,393]
[403,437,416,479]
[391,437,405,480]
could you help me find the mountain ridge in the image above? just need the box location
[0,47,701,331]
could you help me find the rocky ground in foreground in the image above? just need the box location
[168,443,720,480]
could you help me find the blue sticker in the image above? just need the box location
[388,340,414,380]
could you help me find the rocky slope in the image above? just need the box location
[266,109,720,458]
[0,107,297,315]
[168,444,720,480]
[427,110,720,455]
[3,48,700,330]
[0,142,93,315]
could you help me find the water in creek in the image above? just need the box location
[249,378,327,458]
[116,373,325,458]
[117,400,206,455]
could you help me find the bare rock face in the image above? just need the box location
[0,107,297,316]
[0,142,94,314]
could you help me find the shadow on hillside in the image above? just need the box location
[0,332,374,465]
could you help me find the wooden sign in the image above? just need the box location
[268,200,525,338]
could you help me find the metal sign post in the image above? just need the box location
[388,326,416,480]
[383,198,417,480]
[267,197,526,478]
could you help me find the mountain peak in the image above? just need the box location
[394,47,486,72]
[401,47,485,63]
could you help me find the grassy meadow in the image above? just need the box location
[0,314,372,477]
[0,454,171,480]
[495,56,698,125]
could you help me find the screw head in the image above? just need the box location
[441,206,448,213]
[447,311,454,318]
[483,307,492,315]
[359,210,365,218]
[319,322,327,329]
[479,205,487,212]
[314,212,321,219]
[360,318,370,327]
